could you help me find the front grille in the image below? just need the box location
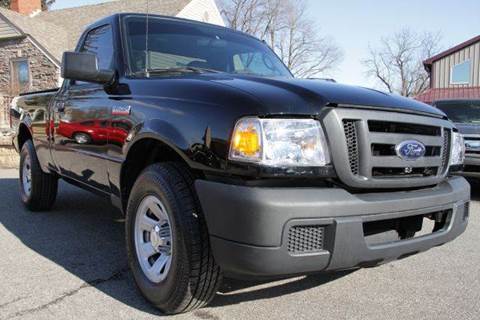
[368,120,441,136]
[287,225,325,254]
[464,165,480,172]
[343,120,360,175]
[440,129,451,174]
[371,144,441,157]
[372,167,438,178]
[328,108,455,189]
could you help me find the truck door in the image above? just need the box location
[51,24,114,193]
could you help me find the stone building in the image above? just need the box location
[0,0,224,131]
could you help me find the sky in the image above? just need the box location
[50,0,480,89]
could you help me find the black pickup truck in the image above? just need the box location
[11,14,470,314]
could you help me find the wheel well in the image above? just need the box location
[18,124,32,150]
[120,138,196,211]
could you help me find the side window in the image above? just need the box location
[451,60,471,85]
[75,24,113,85]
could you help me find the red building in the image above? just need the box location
[416,35,480,104]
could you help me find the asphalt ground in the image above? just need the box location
[0,168,479,320]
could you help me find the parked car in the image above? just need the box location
[435,99,480,178]
[57,119,130,145]
[11,14,470,314]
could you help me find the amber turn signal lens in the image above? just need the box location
[232,128,260,156]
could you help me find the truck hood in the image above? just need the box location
[213,75,446,118]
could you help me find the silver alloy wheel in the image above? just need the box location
[134,195,173,283]
[74,133,90,144]
[22,154,32,197]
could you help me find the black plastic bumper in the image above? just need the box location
[195,177,470,278]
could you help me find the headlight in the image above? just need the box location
[450,132,465,166]
[229,117,330,167]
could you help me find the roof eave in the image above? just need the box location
[423,34,480,67]
[0,10,26,39]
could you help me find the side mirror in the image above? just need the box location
[61,52,115,85]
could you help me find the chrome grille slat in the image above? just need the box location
[368,133,444,146]
[370,156,443,167]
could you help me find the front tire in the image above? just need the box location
[19,140,58,211]
[73,132,92,144]
[126,163,222,314]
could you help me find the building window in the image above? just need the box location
[11,59,31,93]
[451,60,471,85]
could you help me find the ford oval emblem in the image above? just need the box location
[396,140,426,161]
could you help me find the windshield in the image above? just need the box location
[435,101,480,124]
[123,16,292,78]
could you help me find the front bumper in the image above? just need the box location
[195,176,470,278]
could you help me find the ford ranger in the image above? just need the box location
[11,14,470,314]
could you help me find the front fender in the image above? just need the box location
[125,119,191,163]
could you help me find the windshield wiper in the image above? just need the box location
[140,66,222,76]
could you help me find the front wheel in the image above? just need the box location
[73,132,92,144]
[19,140,58,211]
[126,163,222,314]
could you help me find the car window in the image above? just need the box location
[80,24,114,70]
[436,101,480,124]
[72,24,114,86]
[124,16,292,78]
[233,52,285,77]
[147,52,207,70]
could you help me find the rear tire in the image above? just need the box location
[126,163,222,314]
[19,140,58,211]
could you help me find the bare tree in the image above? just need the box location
[221,0,343,78]
[363,28,442,97]
[221,0,265,35]
[275,0,342,78]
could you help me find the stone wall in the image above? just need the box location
[0,36,59,141]
[0,37,59,95]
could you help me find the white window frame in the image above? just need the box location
[450,59,471,85]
